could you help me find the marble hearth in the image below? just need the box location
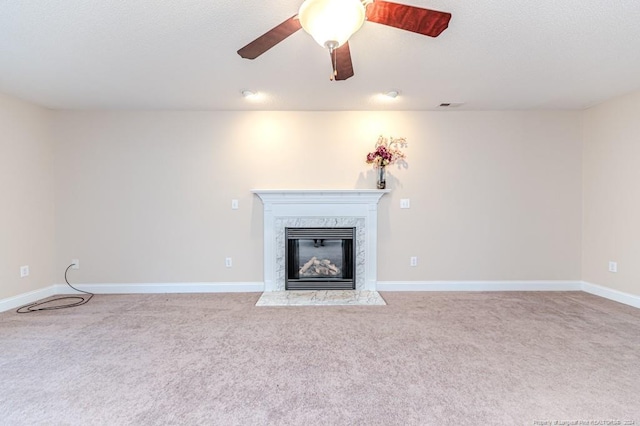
[252,189,389,292]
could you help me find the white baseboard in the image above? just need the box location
[377,280,582,292]
[0,282,264,312]
[377,280,640,310]
[581,281,640,309]
[4,280,639,312]
[0,285,59,313]
[54,282,265,295]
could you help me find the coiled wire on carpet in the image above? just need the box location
[16,264,93,313]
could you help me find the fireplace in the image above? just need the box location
[285,227,355,290]
[252,189,389,292]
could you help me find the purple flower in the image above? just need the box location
[366,136,407,167]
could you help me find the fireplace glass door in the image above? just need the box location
[285,227,355,290]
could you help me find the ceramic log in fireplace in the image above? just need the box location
[285,227,355,290]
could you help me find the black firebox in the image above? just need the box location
[285,227,355,290]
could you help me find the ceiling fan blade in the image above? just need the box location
[333,42,354,81]
[366,1,451,37]
[237,15,302,59]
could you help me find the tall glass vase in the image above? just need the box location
[376,165,386,189]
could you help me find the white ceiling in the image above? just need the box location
[1,0,640,111]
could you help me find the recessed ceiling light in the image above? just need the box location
[384,90,400,99]
[241,89,256,98]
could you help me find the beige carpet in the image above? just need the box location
[1,291,639,425]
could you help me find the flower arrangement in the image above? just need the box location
[366,135,407,168]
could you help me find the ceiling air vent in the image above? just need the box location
[438,102,465,108]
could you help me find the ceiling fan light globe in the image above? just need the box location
[298,0,365,49]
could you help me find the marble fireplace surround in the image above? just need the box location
[252,189,389,292]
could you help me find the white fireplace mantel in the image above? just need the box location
[252,189,390,292]
[252,189,390,205]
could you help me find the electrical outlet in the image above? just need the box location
[410,256,418,267]
[225,257,233,268]
[231,199,239,210]
[20,265,30,278]
[400,199,411,209]
[608,261,618,273]
[71,259,80,269]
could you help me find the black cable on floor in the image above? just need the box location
[16,264,93,313]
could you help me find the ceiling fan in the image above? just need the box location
[237,0,452,81]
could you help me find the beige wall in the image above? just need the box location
[583,91,640,296]
[11,88,640,299]
[0,93,55,299]
[51,110,583,285]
